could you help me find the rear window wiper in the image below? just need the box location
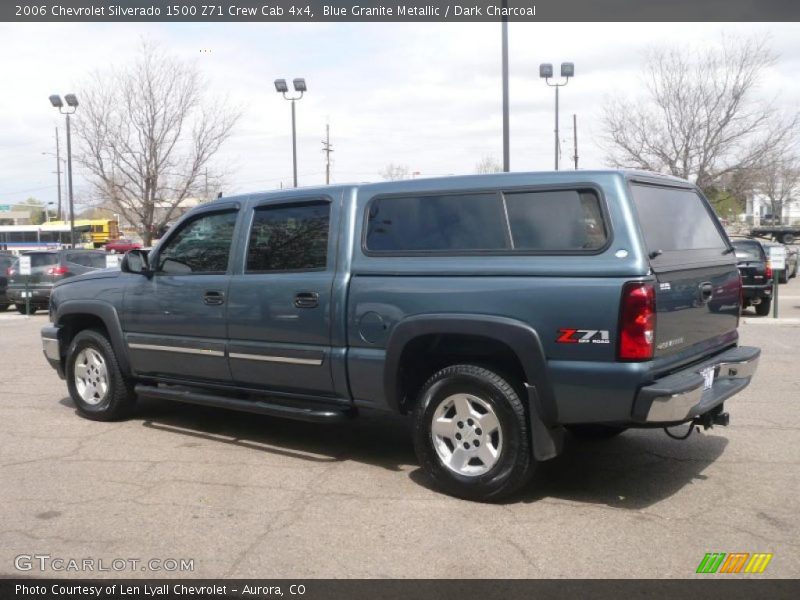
[648,249,663,259]
[722,247,735,255]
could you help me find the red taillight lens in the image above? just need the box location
[48,266,68,276]
[618,282,656,361]
[6,268,14,276]
[765,261,773,280]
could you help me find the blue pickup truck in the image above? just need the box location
[41,170,759,501]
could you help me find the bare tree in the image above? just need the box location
[602,35,799,192]
[379,163,411,181]
[474,155,502,174]
[76,41,240,244]
[753,151,800,224]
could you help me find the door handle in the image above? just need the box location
[203,290,225,306]
[294,292,319,309]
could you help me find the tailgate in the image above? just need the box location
[629,182,739,359]
[652,265,739,357]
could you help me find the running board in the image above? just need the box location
[134,384,355,423]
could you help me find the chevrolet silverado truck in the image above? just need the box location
[41,170,760,501]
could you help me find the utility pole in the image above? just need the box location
[321,124,333,185]
[501,0,510,172]
[55,127,62,221]
[573,114,579,170]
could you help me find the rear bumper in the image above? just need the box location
[742,285,772,301]
[7,286,53,304]
[632,345,760,424]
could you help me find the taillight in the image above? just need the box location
[765,261,773,280]
[6,268,14,276]
[618,282,656,361]
[48,266,68,276]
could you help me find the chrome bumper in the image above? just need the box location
[635,346,761,423]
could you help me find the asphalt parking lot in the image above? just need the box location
[1,281,799,579]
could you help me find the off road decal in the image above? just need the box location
[556,329,611,344]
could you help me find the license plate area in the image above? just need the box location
[701,366,715,390]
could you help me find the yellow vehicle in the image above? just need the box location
[48,219,119,248]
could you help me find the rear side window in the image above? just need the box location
[631,185,726,253]
[246,202,330,272]
[505,190,607,251]
[365,189,607,253]
[366,193,507,252]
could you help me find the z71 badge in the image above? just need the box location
[557,329,611,344]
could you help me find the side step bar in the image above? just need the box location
[134,384,355,423]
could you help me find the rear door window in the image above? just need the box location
[732,241,765,261]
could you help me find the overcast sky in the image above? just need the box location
[1,21,799,211]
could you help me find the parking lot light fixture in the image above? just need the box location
[49,92,78,247]
[275,77,307,188]
[539,62,574,171]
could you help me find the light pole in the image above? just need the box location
[539,63,574,171]
[42,149,66,221]
[274,78,306,188]
[49,94,78,246]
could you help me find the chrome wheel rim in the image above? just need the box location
[74,348,109,406]
[430,393,503,477]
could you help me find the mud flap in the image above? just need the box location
[524,383,564,461]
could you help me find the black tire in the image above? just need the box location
[0,303,9,312]
[16,304,35,315]
[781,233,794,244]
[755,299,771,316]
[65,329,136,421]
[412,364,533,502]
[566,424,628,440]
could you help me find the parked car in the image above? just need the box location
[7,249,109,314]
[777,245,798,283]
[731,238,774,315]
[0,252,15,311]
[41,170,760,501]
[105,238,142,254]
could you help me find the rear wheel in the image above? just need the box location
[0,303,9,312]
[16,304,35,315]
[755,299,772,316]
[412,364,533,502]
[781,233,795,244]
[66,329,136,421]
[566,424,627,440]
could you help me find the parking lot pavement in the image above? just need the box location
[0,295,798,579]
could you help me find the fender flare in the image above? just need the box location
[56,300,132,377]
[384,314,557,423]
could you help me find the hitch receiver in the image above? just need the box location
[693,406,730,430]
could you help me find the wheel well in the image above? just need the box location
[395,333,527,414]
[58,314,109,357]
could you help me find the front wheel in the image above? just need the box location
[66,329,136,421]
[412,365,533,502]
[0,303,9,312]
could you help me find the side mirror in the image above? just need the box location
[120,249,150,274]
